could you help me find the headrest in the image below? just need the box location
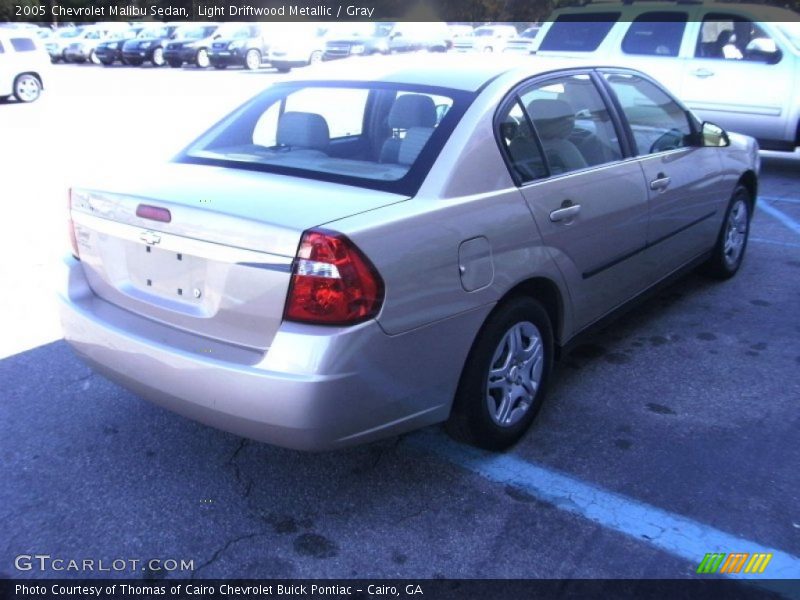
[388,94,437,129]
[276,112,330,151]
[527,99,576,140]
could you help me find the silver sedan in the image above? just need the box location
[60,56,759,450]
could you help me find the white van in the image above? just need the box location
[0,31,49,103]
[531,2,800,150]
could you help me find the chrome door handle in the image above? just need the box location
[650,174,671,191]
[549,204,581,222]
[691,68,715,78]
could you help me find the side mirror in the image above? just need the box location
[745,37,781,64]
[700,122,730,147]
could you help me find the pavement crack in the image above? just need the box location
[227,439,253,498]
[190,532,267,579]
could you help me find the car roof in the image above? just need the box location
[288,54,608,92]
[552,1,800,20]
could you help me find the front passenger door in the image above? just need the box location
[500,73,650,330]
[601,71,725,280]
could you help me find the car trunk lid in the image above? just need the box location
[70,163,406,350]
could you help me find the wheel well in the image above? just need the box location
[501,277,564,345]
[738,170,758,209]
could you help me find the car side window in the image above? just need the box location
[621,12,687,57]
[603,73,692,155]
[517,74,623,176]
[696,14,781,63]
[498,100,548,183]
[10,38,36,52]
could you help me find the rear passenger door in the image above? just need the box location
[499,72,650,330]
[600,70,725,279]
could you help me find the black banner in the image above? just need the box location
[2,579,799,600]
[1,0,799,23]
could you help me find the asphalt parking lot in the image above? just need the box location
[1,61,799,585]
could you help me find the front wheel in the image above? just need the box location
[244,49,261,71]
[195,48,210,68]
[151,47,165,67]
[13,74,42,103]
[446,297,553,450]
[701,185,752,279]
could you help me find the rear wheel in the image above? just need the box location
[151,47,165,67]
[89,50,100,65]
[245,49,261,71]
[308,50,322,65]
[446,297,553,450]
[701,185,752,279]
[13,74,42,103]
[195,48,210,68]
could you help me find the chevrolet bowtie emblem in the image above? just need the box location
[140,230,162,245]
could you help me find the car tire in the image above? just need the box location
[13,73,42,103]
[152,47,165,67]
[245,49,261,71]
[168,60,183,68]
[701,185,752,280]
[196,48,210,68]
[308,50,322,65]
[446,296,553,450]
[89,50,100,65]
[484,46,494,53]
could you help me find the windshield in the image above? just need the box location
[474,28,495,37]
[178,26,217,40]
[139,27,169,39]
[178,83,471,195]
[58,28,83,39]
[778,23,800,52]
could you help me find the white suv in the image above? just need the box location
[531,2,800,151]
[0,31,49,103]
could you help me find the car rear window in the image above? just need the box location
[621,12,688,57]
[539,13,620,52]
[10,37,36,52]
[177,82,473,195]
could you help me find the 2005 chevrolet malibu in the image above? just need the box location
[60,56,759,450]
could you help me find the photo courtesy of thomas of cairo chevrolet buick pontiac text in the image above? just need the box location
[59,56,759,451]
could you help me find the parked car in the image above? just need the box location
[267,23,326,73]
[386,22,452,53]
[208,24,275,70]
[63,23,129,64]
[452,25,519,53]
[45,26,87,63]
[121,23,181,67]
[61,56,759,450]
[163,24,221,68]
[503,25,542,54]
[0,31,49,102]
[95,26,148,66]
[323,22,396,60]
[447,24,475,40]
[531,1,800,151]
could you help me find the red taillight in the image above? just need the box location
[284,229,384,326]
[68,188,80,260]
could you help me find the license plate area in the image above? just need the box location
[127,244,205,303]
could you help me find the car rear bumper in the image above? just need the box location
[59,256,485,450]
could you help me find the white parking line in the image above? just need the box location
[410,431,800,582]
[758,200,800,237]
